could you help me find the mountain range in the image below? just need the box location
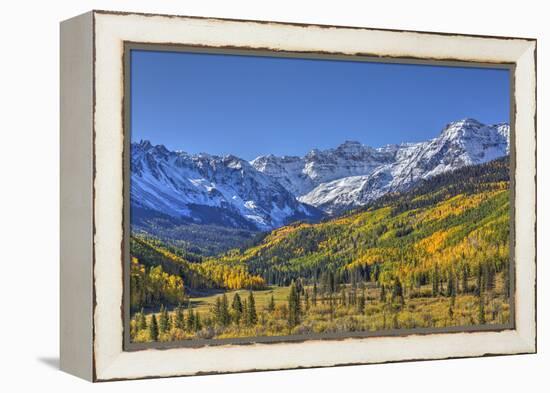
[131,118,509,232]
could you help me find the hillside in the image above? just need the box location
[130,157,510,310]
[129,235,265,310]
[208,157,510,288]
[131,218,259,256]
[130,157,511,341]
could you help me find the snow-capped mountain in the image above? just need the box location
[130,141,321,231]
[251,141,395,196]
[253,118,510,213]
[131,118,509,231]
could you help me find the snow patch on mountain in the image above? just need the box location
[254,119,510,213]
[132,119,509,229]
[131,141,321,231]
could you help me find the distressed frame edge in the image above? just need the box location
[512,40,537,354]
[59,10,95,382]
[90,11,537,381]
[91,8,537,42]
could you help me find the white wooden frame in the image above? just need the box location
[60,10,536,382]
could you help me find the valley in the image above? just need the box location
[129,155,512,343]
[131,276,510,342]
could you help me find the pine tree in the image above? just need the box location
[329,294,335,321]
[357,289,366,313]
[158,306,165,332]
[175,305,185,329]
[391,312,399,329]
[372,264,380,283]
[448,297,455,320]
[476,264,483,296]
[149,314,159,341]
[186,307,195,331]
[138,309,147,330]
[320,272,329,294]
[288,283,301,327]
[246,291,257,326]
[432,265,440,297]
[380,285,386,302]
[159,305,169,333]
[304,289,310,312]
[166,308,172,331]
[462,264,469,294]
[446,272,455,297]
[194,311,202,332]
[242,298,248,323]
[267,294,275,313]
[486,264,496,292]
[478,295,486,324]
[350,287,357,306]
[213,297,222,325]
[168,314,174,332]
[295,278,303,295]
[232,292,243,324]
[351,268,358,289]
[392,278,404,304]
[312,282,318,306]
[334,271,341,293]
[220,294,230,326]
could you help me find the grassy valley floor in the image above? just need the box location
[130,273,510,343]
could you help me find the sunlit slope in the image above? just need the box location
[211,157,510,287]
[130,235,265,294]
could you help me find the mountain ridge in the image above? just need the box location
[131,140,322,232]
[131,118,509,232]
[253,118,509,213]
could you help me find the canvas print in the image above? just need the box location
[128,49,512,345]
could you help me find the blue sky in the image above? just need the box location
[131,49,510,160]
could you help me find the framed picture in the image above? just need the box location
[60,10,537,381]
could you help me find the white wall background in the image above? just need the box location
[0,0,546,391]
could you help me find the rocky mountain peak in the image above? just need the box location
[130,141,321,231]
[131,118,510,229]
